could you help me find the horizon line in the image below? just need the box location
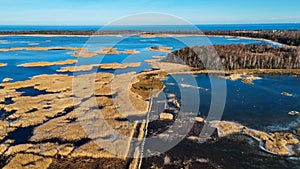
[0,22,300,27]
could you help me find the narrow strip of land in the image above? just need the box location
[0,30,299,46]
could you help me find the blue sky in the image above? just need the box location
[1,0,300,25]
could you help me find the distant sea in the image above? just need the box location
[0,23,299,31]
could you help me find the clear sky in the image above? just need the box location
[1,0,300,25]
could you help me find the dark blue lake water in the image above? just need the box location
[164,74,300,132]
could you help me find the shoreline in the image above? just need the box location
[0,32,286,40]
[0,34,292,49]
[163,69,300,76]
[149,61,300,75]
[187,69,300,75]
[0,30,299,45]
[0,34,284,49]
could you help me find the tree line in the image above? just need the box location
[0,30,299,46]
[163,43,300,70]
[204,30,300,46]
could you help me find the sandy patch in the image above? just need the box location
[148,46,173,53]
[57,64,100,72]
[2,78,12,83]
[139,33,169,38]
[152,55,165,59]
[100,62,141,70]
[18,59,77,67]
[57,62,141,72]
[68,48,140,58]
[148,61,191,73]
[281,92,293,97]
[219,74,262,85]
[0,63,7,67]
[0,47,85,52]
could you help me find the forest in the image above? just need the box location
[203,30,300,46]
[163,43,300,70]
